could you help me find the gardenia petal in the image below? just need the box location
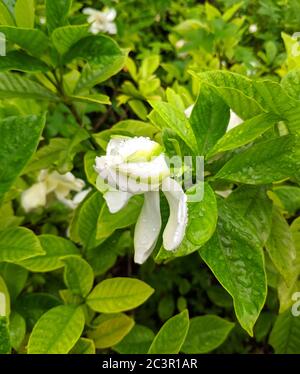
[106,22,117,35]
[162,177,188,251]
[105,8,117,22]
[134,191,162,264]
[184,104,194,118]
[21,182,47,212]
[82,7,97,16]
[103,190,132,213]
[227,110,243,131]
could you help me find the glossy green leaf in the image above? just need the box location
[281,68,300,100]
[208,112,279,157]
[62,255,94,297]
[0,263,28,301]
[200,202,267,335]
[273,186,300,215]
[148,310,189,354]
[269,310,300,353]
[46,0,72,33]
[28,305,85,354]
[0,227,44,263]
[63,35,126,92]
[96,195,142,240]
[73,192,105,249]
[195,71,263,119]
[266,207,296,284]
[15,293,61,330]
[19,235,79,272]
[0,2,14,25]
[0,51,49,73]
[0,74,57,101]
[15,0,35,28]
[0,114,45,201]
[9,311,26,351]
[52,24,90,54]
[216,135,300,184]
[0,26,49,56]
[190,84,229,154]
[87,277,154,313]
[181,315,234,353]
[70,338,95,354]
[114,324,155,354]
[149,100,198,154]
[226,185,273,244]
[88,313,134,348]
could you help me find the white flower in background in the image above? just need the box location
[39,17,46,25]
[175,39,186,49]
[83,7,117,35]
[227,110,243,131]
[94,136,188,264]
[249,24,258,33]
[21,170,90,212]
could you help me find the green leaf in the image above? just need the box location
[181,315,234,353]
[28,305,85,354]
[216,135,300,184]
[0,74,57,101]
[88,313,134,348]
[46,0,72,33]
[15,293,61,330]
[200,202,267,335]
[73,192,105,249]
[0,114,46,201]
[0,1,14,25]
[0,227,44,263]
[281,68,300,100]
[86,231,132,276]
[226,185,273,244]
[273,186,300,216]
[24,138,70,174]
[15,0,35,28]
[149,100,198,154]
[19,235,79,272]
[96,195,142,240]
[0,263,28,301]
[52,24,90,54]
[87,277,154,313]
[9,311,26,351]
[113,324,155,354]
[62,255,94,298]
[269,310,300,353]
[70,338,95,354]
[190,84,230,154]
[0,51,49,73]
[63,35,126,92]
[0,316,10,353]
[0,275,10,316]
[0,26,49,56]
[195,71,263,119]
[148,310,189,354]
[266,207,296,284]
[70,93,111,105]
[208,112,279,157]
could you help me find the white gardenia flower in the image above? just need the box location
[21,170,88,212]
[83,7,117,35]
[249,24,258,33]
[94,136,188,264]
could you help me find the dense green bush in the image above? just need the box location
[0,0,300,354]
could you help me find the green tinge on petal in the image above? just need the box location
[134,191,162,264]
[126,143,163,163]
[162,177,188,251]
